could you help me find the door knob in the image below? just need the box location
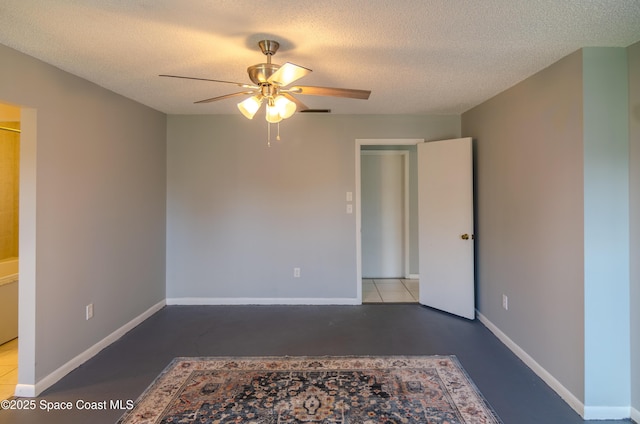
[461,234,474,240]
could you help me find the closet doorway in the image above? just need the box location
[360,149,416,303]
[360,151,408,279]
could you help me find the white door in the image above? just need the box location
[417,138,475,319]
[361,152,405,278]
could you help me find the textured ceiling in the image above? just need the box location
[1,0,639,115]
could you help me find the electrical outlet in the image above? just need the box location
[86,303,94,320]
[502,295,508,311]
[293,267,301,278]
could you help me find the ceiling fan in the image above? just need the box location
[160,40,371,123]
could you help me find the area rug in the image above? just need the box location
[117,355,502,424]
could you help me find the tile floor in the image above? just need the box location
[362,278,418,303]
[0,338,17,400]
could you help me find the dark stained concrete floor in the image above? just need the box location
[0,305,633,424]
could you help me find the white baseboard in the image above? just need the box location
[166,297,361,306]
[13,384,36,398]
[476,311,585,418]
[15,299,165,398]
[406,274,419,280]
[477,311,637,421]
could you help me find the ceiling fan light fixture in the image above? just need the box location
[237,95,262,119]
[265,103,283,123]
[274,95,296,119]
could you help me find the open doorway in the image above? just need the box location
[0,103,20,399]
[360,150,418,303]
[356,138,476,318]
[355,139,424,304]
[0,102,36,398]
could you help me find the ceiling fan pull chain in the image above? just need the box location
[276,122,281,141]
[267,122,271,147]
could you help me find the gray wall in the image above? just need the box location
[462,46,636,414]
[629,40,640,418]
[0,44,166,383]
[462,51,586,400]
[166,114,459,301]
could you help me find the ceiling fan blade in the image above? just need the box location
[288,86,371,100]
[159,74,257,89]
[267,62,312,87]
[194,91,257,104]
[281,93,309,112]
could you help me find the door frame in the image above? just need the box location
[355,138,424,303]
[17,107,36,396]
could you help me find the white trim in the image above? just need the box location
[583,406,631,420]
[17,108,37,396]
[166,298,361,306]
[355,138,424,304]
[15,300,165,397]
[357,139,424,146]
[13,384,36,398]
[476,311,585,417]
[406,274,419,280]
[479,311,636,420]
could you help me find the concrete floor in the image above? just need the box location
[0,305,632,424]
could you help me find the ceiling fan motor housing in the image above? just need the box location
[248,40,282,85]
[247,63,280,85]
[258,40,279,56]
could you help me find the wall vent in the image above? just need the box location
[299,109,331,113]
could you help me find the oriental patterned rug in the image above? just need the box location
[117,356,502,424]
